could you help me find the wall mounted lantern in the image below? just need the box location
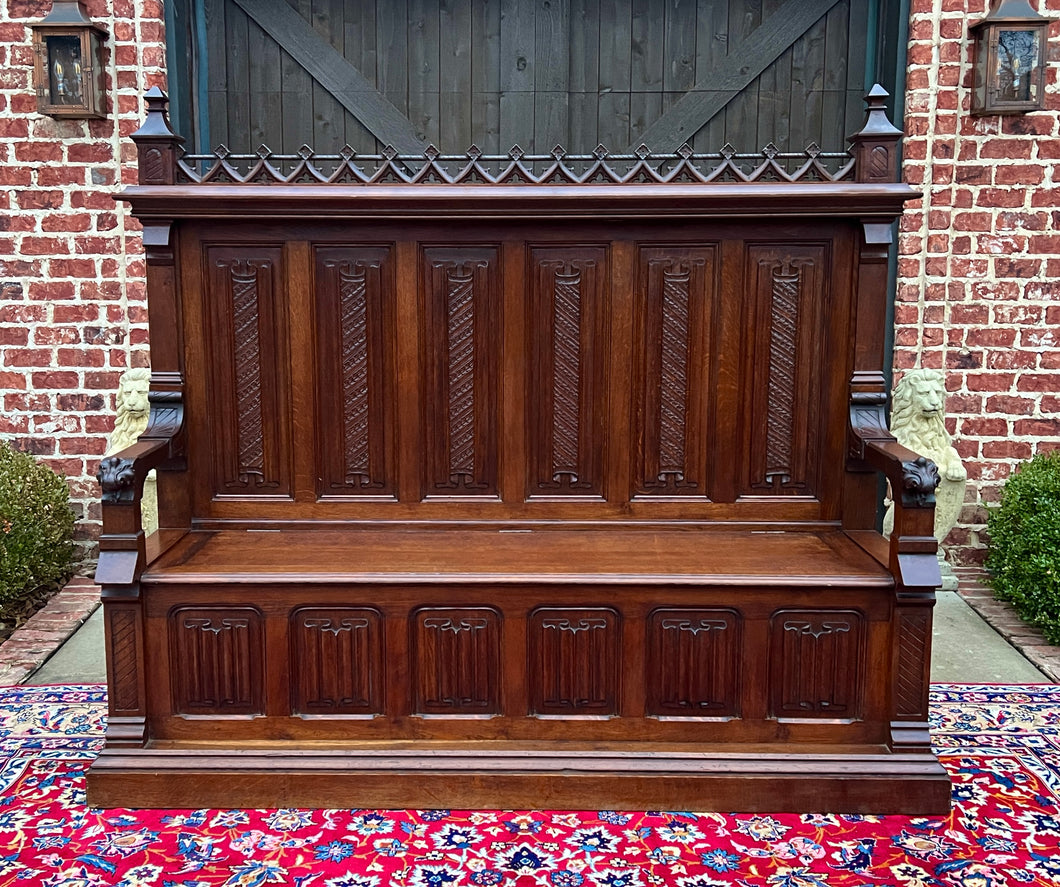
[970,0,1053,115]
[30,0,108,119]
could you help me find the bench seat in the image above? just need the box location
[143,527,893,586]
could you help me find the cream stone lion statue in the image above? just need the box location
[882,369,967,554]
[105,368,158,536]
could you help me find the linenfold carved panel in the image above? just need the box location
[769,609,863,720]
[291,608,383,715]
[634,247,717,497]
[742,245,827,497]
[315,247,395,496]
[206,248,290,496]
[528,248,608,497]
[646,609,740,717]
[530,608,619,716]
[170,607,264,715]
[413,608,501,715]
[422,249,500,496]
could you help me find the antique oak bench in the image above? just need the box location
[89,87,949,813]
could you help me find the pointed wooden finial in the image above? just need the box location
[848,85,903,184]
[130,88,184,185]
[859,85,903,138]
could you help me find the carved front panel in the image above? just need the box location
[633,247,717,497]
[646,609,739,717]
[741,245,827,497]
[422,248,500,496]
[528,248,608,497]
[769,609,863,720]
[412,608,501,715]
[530,608,619,716]
[315,247,395,497]
[107,606,143,714]
[170,607,264,715]
[206,247,291,496]
[895,608,931,720]
[290,608,383,716]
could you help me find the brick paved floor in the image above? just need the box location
[0,577,100,685]
[954,566,1060,682]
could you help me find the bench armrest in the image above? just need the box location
[861,437,940,512]
[852,430,942,592]
[98,438,170,506]
[96,400,186,587]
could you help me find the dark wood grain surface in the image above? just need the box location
[144,528,892,585]
[88,94,948,812]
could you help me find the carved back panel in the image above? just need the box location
[528,247,610,499]
[740,243,830,498]
[314,246,396,498]
[203,246,292,498]
[632,246,717,499]
[422,247,502,497]
[181,222,853,524]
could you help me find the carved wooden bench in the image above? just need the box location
[89,87,949,813]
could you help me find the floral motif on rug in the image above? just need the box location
[0,684,1057,887]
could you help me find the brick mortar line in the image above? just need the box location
[909,0,945,358]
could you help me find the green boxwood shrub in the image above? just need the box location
[986,450,1060,644]
[0,441,76,616]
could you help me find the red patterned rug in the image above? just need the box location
[0,684,1058,886]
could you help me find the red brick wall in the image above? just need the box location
[0,0,164,559]
[899,0,1060,564]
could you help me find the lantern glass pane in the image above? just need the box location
[972,32,989,111]
[45,34,83,106]
[996,27,1040,103]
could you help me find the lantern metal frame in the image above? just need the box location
[30,0,108,119]
[970,0,1053,116]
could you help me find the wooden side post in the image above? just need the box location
[96,89,190,747]
[847,85,940,753]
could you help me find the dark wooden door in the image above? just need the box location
[169,0,878,155]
